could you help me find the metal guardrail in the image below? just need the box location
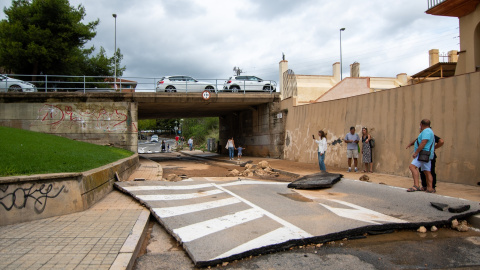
[427,0,446,9]
[0,74,276,94]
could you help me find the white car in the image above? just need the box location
[156,76,216,92]
[223,75,276,92]
[0,75,37,92]
[150,134,159,142]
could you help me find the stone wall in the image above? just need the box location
[282,71,480,186]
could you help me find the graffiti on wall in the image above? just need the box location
[0,183,65,214]
[32,103,138,132]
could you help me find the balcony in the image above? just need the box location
[428,0,447,9]
[426,0,480,17]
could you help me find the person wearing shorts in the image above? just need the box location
[344,127,360,172]
[407,119,435,193]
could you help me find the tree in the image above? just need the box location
[0,0,123,77]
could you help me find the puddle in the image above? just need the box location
[279,192,313,202]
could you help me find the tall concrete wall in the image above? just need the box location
[0,97,138,152]
[282,71,480,186]
[220,102,285,158]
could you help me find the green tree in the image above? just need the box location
[0,0,123,77]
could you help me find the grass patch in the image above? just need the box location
[0,126,134,177]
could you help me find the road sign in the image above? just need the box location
[202,90,211,100]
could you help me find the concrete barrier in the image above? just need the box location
[0,154,139,226]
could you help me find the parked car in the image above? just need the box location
[223,75,276,92]
[0,75,37,92]
[156,76,216,92]
[150,134,159,142]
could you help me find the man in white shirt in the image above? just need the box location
[343,126,360,172]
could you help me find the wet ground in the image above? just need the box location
[133,153,480,269]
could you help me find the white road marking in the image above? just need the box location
[213,183,312,233]
[137,189,223,201]
[319,199,406,224]
[219,180,287,187]
[173,208,264,243]
[122,183,214,191]
[152,197,241,218]
[213,226,312,260]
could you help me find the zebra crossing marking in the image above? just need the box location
[152,197,241,218]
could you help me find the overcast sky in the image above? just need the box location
[1,0,459,90]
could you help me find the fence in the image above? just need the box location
[0,74,277,94]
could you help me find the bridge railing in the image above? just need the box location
[1,74,277,94]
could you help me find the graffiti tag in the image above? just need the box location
[0,183,65,214]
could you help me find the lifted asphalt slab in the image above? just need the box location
[115,177,480,267]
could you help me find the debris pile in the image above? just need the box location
[359,174,370,182]
[226,161,280,178]
[451,219,469,232]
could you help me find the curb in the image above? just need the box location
[110,209,150,270]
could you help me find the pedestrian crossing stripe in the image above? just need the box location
[319,199,406,224]
[174,208,265,243]
[122,183,214,191]
[152,197,242,218]
[137,189,223,201]
[213,226,312,260]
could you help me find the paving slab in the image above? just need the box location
[115,177,480,267]
[0,191,149,270]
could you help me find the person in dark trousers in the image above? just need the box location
[407,133,444,191]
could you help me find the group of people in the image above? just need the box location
[225,137,245,160]
[313,126,374,173]
[313,119,443,193]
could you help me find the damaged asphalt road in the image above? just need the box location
[116,177,480,268]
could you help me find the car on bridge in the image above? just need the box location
[223,75,276,92]
[0,75,37,92]
[156,76,217,93]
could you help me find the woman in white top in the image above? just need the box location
[313,130,328,172]
[226,137,235,160]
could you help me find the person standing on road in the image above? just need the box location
[161,140,166,152]
[407,130,444,191]
[175,135,179,147]
[226,137,235,160]
[313,130,328,172]
[361,127,373,173]
[406,119,435,193]
[344,127,360,172]
[188,137,194,151]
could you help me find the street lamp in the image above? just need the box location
[112,14,117,87]
[340,28,345,80]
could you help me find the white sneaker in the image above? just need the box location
[347,168,351,172]
[354,168,358,172]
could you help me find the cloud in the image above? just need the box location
[0,0,459,89]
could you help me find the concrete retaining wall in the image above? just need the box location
[0,154,139,226]
[282,72,480,186]
[219,102,285,158]
[0,95,138,152]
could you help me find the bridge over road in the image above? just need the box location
[0,92,283,155]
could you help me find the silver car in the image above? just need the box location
[156,76,216,93]
[0,75,37,92]
[223,75,276,92]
